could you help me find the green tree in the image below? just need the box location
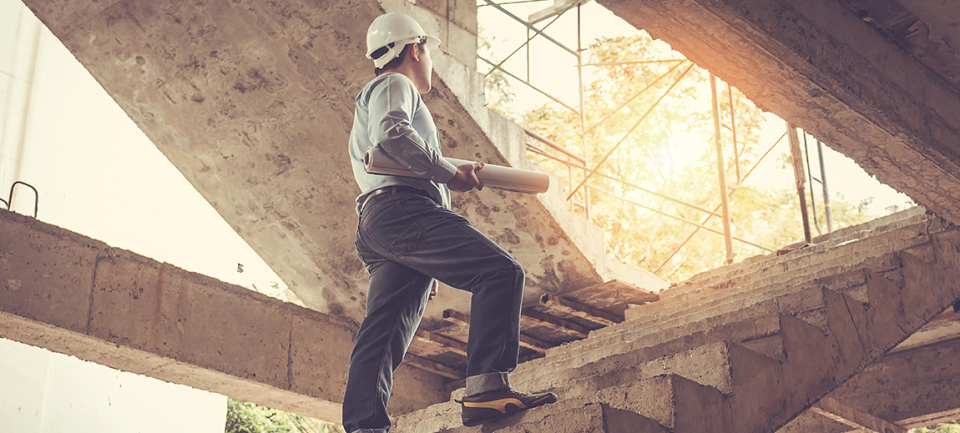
[225,398,345,433]
[498,33,873,281]
[911,421,960,433]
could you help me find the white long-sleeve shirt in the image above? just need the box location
[348,73,457,213]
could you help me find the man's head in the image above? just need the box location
[365,13,440,93]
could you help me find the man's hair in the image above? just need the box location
[374,41,425,75]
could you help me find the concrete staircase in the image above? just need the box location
[392,208,960,432]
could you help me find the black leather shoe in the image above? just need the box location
[458,388,558,426]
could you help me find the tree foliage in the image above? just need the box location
[911,421,960,433]
[225,398,345,433]
[486,32,874,281]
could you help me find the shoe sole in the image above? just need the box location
[461,394,558,426]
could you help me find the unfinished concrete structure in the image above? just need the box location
[3,0,960,431]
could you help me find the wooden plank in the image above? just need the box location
[897,407,960,429]
[522,309,590,339]
[519,333,552,353]
[443,309,470,328]
[404,353,465,380]
[540,294,622,326]
[414,329,467,357]
[560,280,660,309]
[812,397,907,433]
[444,309,555,353]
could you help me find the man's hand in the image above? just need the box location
[447,162,484,192]
[428,280,439,301]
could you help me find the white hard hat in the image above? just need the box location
[366,12,441,69]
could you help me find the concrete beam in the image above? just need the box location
[596,0,960,226]
[829,336,960,427]
[811,397,907,433]
[0,209,447,421]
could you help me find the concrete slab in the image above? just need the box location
[0,209,447,421]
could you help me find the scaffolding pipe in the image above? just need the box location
[728,84,741,184]
[523,127,586,163]
[526,144,724,218]
[787,122,812,243]
[566,63,694,201]
[481,0,579,79]
[654,132,786,273]
[818,139,834,232]
[577,3,589,219]
[711,74,735,264]
[582,59,686,66]
[589,185,772,251]
[479,57,579,114]
[803,132,822,236]
[482,0,579,56]
[583,61,686,135]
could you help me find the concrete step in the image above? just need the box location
[726,252,960,432]
[575,228,924,358]
[392,394,668,433]
[661,210,938,300]
[644,218,930,313]
[393,373,727,433]
[518,232,941,383]
[667,207,928,295]
[533,266,857,371]
[395,218,960,433]
[511,341,737,401]
[516,207,933,377]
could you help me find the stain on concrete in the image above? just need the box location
[495,228,521,245]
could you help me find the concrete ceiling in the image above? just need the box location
[18,0,664,329]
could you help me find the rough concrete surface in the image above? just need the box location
[0,208,447,422]
[596,0,960,229]
[16,0,664,330]
[392,209,960,432]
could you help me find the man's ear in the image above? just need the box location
[409,44,421,62]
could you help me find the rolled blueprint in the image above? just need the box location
[364,147,549,194]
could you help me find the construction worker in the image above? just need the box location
[342,12,558,433]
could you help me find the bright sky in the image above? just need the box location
[477,0,914,221]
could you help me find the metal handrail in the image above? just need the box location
[7,181,38,218]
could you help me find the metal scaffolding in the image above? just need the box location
[478,0,832,276]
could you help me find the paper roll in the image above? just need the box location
[363,147,549,194]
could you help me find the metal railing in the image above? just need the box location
[1,181,38,218]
